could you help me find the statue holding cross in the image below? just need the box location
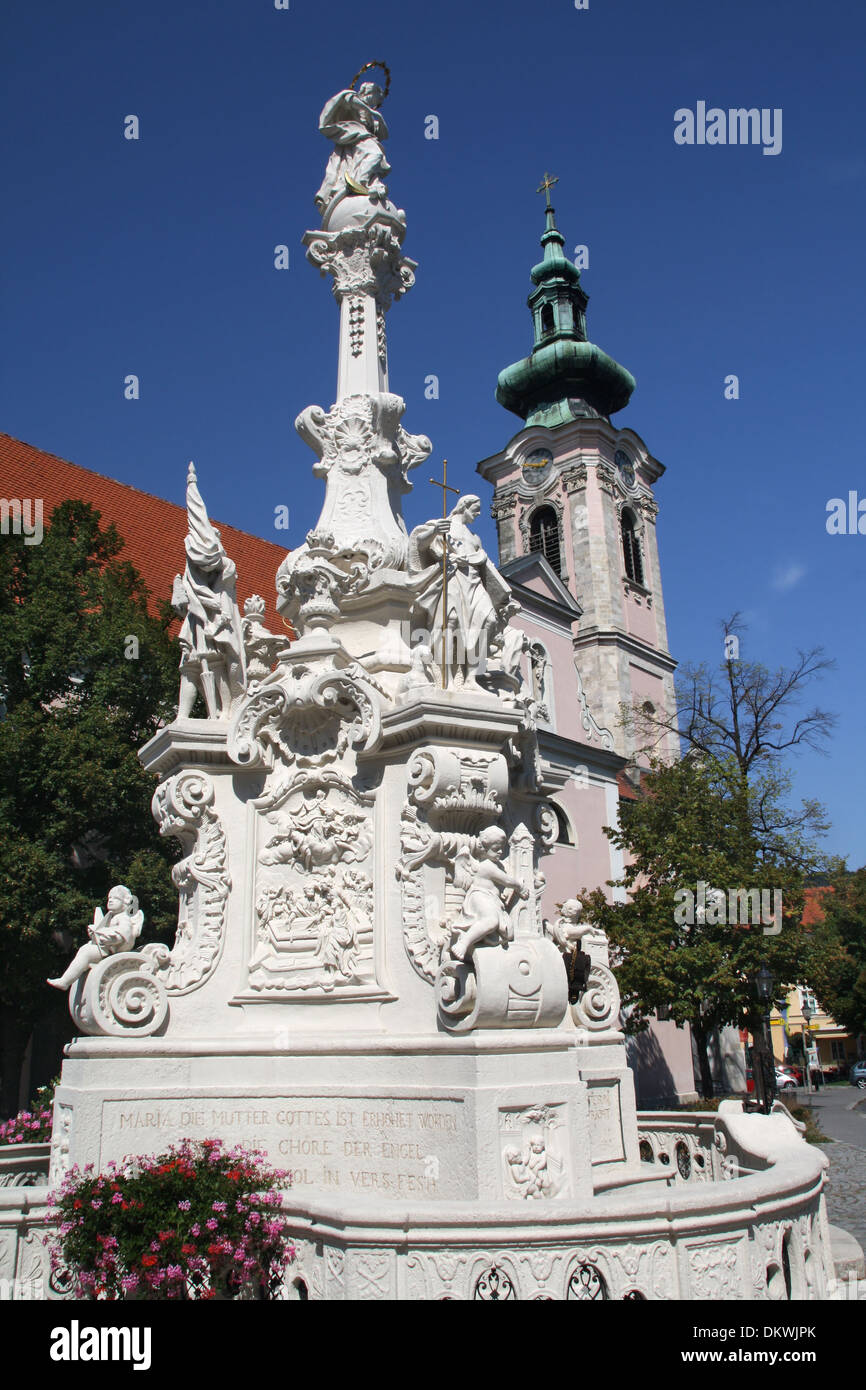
[408,469,513,691]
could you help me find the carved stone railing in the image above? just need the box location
[636,1112,723,1183]
[637,1100,807,1185]
[0,1143,50,1189]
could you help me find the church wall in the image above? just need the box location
[628,663,667,722]
[624,588,657,645]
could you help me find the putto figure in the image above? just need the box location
[48,886,144,991]
[449,826,529,962]
[172,462,246,719]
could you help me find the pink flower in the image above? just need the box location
[177,1199,191,1211]
[205,1218,218,1231]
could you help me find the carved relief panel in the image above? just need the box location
[247,771,377,997]
[499,1104,570,1201]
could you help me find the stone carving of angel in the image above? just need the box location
[448,826,528,963]
[241,595,283,683]
[48,886,144,991]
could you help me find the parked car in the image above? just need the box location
[850,1060,866,1090]
[775,1068,798,1093]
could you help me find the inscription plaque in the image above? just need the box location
[100,1095,469,1200]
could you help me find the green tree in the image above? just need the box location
[0,501,180,1115]
[582,755,821,1098]
[806,866,866,1043]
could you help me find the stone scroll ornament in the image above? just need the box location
[47,887,168,1038]
[151,770,231,994]
[228,661,382,773]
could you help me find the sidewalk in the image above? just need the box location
[811,1089,866,1252]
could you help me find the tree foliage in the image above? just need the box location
[581,756,822,1097]
[806,867,866,1041]
[0,502,181,1106]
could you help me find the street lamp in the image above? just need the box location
[753,966,777,1115]
[801,1001,813,1098]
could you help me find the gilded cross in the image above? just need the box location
[429,459,459,688]
[537,172,559,209]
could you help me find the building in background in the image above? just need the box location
[476,193,694,1105]
[0,432,284,631]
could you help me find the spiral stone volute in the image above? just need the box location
[69,950,170,1038]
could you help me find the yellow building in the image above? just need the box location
[771,986,859,1076]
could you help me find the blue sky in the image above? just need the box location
[3,0,864,861]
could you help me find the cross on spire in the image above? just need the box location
[537,172,559,209]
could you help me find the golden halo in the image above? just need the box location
[349,61,391,99]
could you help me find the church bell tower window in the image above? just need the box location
[529,506,562,577]
[540,303,555,335]
[621,508,644,586]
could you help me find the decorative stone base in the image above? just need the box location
[49,1028,642,1205]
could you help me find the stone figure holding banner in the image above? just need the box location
[172,462,246,719]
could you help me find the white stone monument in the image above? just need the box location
[39,66,834,1302]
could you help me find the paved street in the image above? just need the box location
[798,1083,866,1252]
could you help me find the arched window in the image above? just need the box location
[529,506,562,576]
[552,803,574,845]
[540,303,555,335]
[621,508,644,585]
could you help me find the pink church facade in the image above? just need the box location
[475,195,695,1105]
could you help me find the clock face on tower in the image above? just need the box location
[521,448,553,487]
[614,449,636,489]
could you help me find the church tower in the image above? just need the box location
[477,180,678,766]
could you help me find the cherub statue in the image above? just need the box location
[48,886,144,991]
[448,826,528,963]
[546,899,607,1004]
[548,898,605,952]
[524,1137,551,1197]
[241,595,283,683]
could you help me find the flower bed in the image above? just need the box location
[48,1138,294,1299]
[0,1081,56,1145]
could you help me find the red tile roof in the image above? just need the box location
[0,432,286,631]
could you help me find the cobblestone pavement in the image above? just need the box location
[816,1141,866,1253]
